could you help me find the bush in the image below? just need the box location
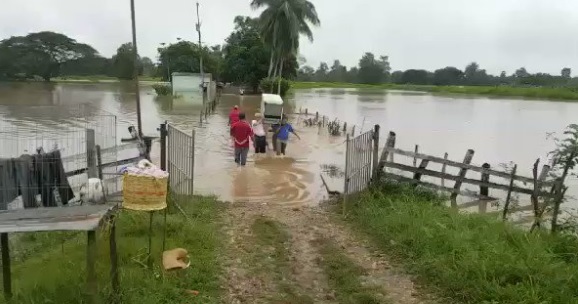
[152,83,172,96]
[260,77,291,96]
[346,182,578,304]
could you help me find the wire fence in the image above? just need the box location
[167,124,195,196]
[0,104,118,210]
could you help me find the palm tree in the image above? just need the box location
[251,0,320,85]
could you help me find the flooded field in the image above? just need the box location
[1,82,578,213]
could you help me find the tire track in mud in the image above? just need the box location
[221,201,434,304]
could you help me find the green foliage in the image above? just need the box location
[260,77,291,96]
[221,16,270,91]
[345,182,578,304]
[357,53,390,84]
[157,40,223,81]
[7,196,223,303]
[152,84,172,96]
[0,31,98,81]
[112,42,142,80]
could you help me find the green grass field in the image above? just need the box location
[3,196,223,304]
[292,81,578,101]
[344,182,578,304]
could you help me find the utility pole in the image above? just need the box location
[130,0,143,136]
[195,2,204,90]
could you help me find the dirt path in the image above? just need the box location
[221,201,433,304]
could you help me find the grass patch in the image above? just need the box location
[3,196,223,304]
[251,217,315,304]
[316,238,384,304]
[344,182,578,304]
[292,81,578,101]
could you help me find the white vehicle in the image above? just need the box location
[261,93,284,124]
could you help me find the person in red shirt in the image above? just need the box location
[230,112,253,166]
[228,105,240,125]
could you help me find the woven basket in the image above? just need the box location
[122,174,168,211]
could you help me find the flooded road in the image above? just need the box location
[1,82,578,211]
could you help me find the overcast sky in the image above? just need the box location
[1,0,577,75]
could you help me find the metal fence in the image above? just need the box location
[343,125,380,213]
[167,124,195,195]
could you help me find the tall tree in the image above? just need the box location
[251,0,320,84]
[112,43,141,80]
[357,52,389,84]
[0,31,97,81]
[561,67,572,79]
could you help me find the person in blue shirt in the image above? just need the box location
[274,116,300,155]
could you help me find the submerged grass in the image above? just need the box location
[292,81,578,101]
[251,217,315,304]
[344,182,578,304]
[316,238,384,304]
[3,196,223,304]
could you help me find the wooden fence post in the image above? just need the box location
[378,131,396,173]
[372,125,380,181]
[412,159,430,187]
[343,122,347,133]
[413,145,419,167]
[86,129,97,178]
[450,149,475,208]
[441,152,448,187]
[159,121,168,171]
[478,163,491,213]
[96,145,103,180]
[502,164,517,220]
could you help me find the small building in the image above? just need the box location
[171,72,213,105]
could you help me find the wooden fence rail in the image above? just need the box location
[377,131,558,210]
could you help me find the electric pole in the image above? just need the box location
[195,2,204,89]
[130,0,143,136]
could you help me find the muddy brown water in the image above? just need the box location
[1,82,578,214]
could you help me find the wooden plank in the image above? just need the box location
[441,152,448,187]
[384,173,496,200]
[384,147,554,186]
[0,205,117,233]
[383,161,555,198]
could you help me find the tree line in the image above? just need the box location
[297,58,578,87]
[0,31,157,81]
[2,9,576,90]
[0,0,321,94]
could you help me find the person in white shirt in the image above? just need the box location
[251,113,267,154]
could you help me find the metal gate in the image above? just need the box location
[343,125,380,213]
[167,124,195,195]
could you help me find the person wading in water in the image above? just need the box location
[230,112,253,166]
[228,105,240,125]
[251,113,267,157]
[275,116,300,156]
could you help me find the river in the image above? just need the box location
[0,82,577,215]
